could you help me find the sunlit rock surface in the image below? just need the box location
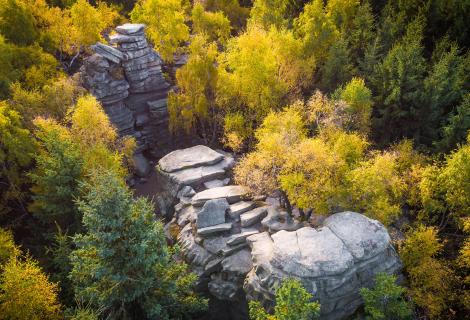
[159,145,402,320]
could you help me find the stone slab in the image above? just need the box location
[229,201,256,219]
[116,23,145,35]
[197,223,232,236]
[240,206,269,227]
[192,185,248,207]
[197,198,229,228]
[159,145,225,173]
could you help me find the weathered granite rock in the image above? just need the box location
[161,146,402,320]
[116,23,145,35]
[227,229,259,246]
[80,23,173,172]
[229,201,256,219]
[261,207,304,233]
[132,152,151,177]
[197,198,229,229]
[197,223,233,236]
[240,206,269,227]
[159,145,225,173]
[204,179,225,189]
[244,215,402,320]
[192,186,249,206]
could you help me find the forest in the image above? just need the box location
[0,0,469,319]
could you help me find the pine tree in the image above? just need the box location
[249,278,320,320]
[372,18,427,145]
[360,272,412,320]
[29,118,83,234]
[0,102,35,227]
[70,171,206,319]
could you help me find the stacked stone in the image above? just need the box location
[109,23,171,155]
[80,23,177,168]
[80,51,135,136]
[110,24,169,94]
[158,145,403,320]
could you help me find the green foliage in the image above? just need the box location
[131,0,189,62]
[0,254,62,320]
[0,0,39,46]
[249,278,320,320]
[422,42,470,148]
[372,18,427,145]
[0,102,35,226]
[70,171,206,319]
[29,118,83,234]
[318,35,354,92]
[360,272,412,320]
[438,93,470,151]
[337,77,373,135]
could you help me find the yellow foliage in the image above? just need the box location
[0,256,62,320]
[191,3,231,43]
[0,228,19,266]
[70,95,117,149]
[168,35,218,135]
[407,257,455,318]
[346,150,406,225]
[294,0,339,62]
[131,0,189,62]
[69,95,125,178]
[70,0,106,47]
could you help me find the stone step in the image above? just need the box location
[227,229,259,246]
[192,185,248,207]
[159,145,225,173]
[197,223,232,237]
[240,207,269,227]
[229,201,256,219]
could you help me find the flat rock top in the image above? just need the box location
[116,23,145,35]
[159,145,225,173]
[192,185,249,206]
[324,211,390,261]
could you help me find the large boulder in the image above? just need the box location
[161,146,402,320]
[244,213,402,320]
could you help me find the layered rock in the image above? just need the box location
[160,145,402,320]
[80,23,179,173]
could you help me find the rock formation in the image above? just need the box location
[79,23,196,176]
[157,145,402,320]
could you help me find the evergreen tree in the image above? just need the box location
[249,278,320,320]
[422,43,469,148]
[360,272,412,320]
[0,0,39,46]
[70,171,206,319]
[372,18,427,145]
[0,102,35,227]
[29,118,83,235]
